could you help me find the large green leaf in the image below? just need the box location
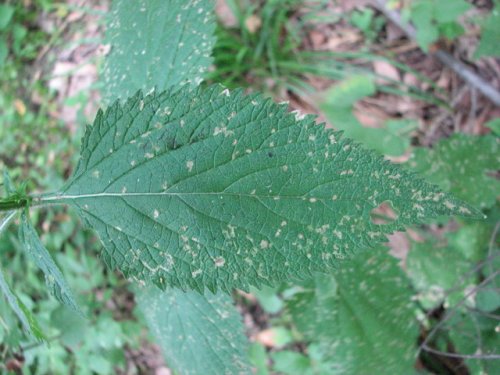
[39,86,475,290]
[286,249,418,373]
[37,85,479,292]
[18,211,81,315]
[102,0,215,102]
[408,134,499,209]
[136,287,250,374]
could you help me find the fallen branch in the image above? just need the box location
[373,0,500,107]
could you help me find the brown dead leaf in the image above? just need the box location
[255,328,277,348]
[353,104,389,128]
[245,14,262,34]
[309,30,326,49]
[373,60,400,83]
[14,99,26,116]
[216,0,237,27]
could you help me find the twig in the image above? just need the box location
[419,270,500,357]
[372,0,500,107]
[421,344,500,360]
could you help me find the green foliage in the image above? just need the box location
[209,0,305,89]
[475,0,500,58]
[0,262,45,341]
[102,0,215,103]
[136,287,250,374]
[407,239,473,309]
[408,0,471,51]
[448,312,500,374]
[286,249,418,373]
[409,134,499,209]
[349,8,385,43]
[18,211,81,315]
[321,75,417,156]
[1,222,142,374]
[37,83,478,293]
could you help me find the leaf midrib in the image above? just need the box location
[39,190,361,204]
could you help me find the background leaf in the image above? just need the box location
[136,286,251,375]
[0,264,45,340]
[321,75,416,156]
[18,211,81,315]
[408,134,499,209]
[286,249,418,374]
[475,0,500,58]
[101,0,216,103]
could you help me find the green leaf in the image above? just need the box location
[408,134,499,209]
[271,351,312,375]
[102,0,215,103]
[485,118,500,136]
[3,170,15,196]
[0,210,45,340]
[248,343,269,375]
[0,38,8,66]
[476,1,500,58]
[433,0,471,23]
[321,76,416,156]
[446,221,492,262]
[18,211,82,315]
[286,249,418,373]
[410,0,439,51]
[51,306,88,348]
[251,285,283,314]
[448,312,500,374]
[0,264,45,340]
[407,239,472,309]
[135,287,251,375]
[41,85,479,292]
[323,75,375,108]
[0,4,14,30]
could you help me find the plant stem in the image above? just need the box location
[0,197,30,212]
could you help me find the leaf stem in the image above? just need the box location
[0,197,30,212]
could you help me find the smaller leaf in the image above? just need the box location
[0,265,45,340]
[18,211,82,315]
[2,170,14,196]
[407,239,472,309]
[248,343,269,375]
[433,0,471,23]
[476,3,500,58]
[0,38,7,66]
[286,249,418,373]
[448,312,500,374]
[271,351,311,375]
[485,118,500,136]
[408,134,499,209]
[0,4,14,30]
[321,76,416,156]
